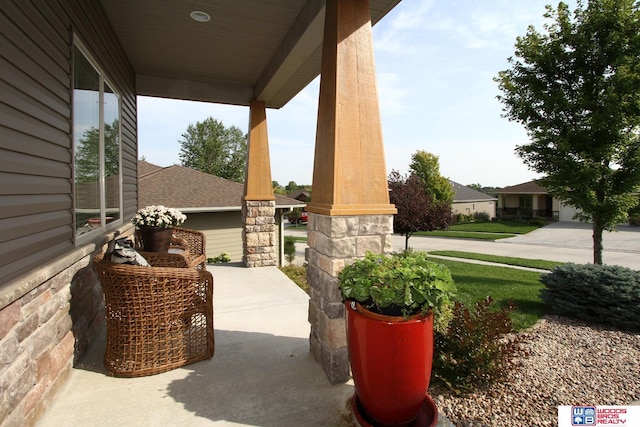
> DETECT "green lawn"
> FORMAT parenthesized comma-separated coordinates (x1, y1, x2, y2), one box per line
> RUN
(287, 224, 308, 231)
(447, 221, 541, 234)
(429, 251, 563, 271)
(416, 231, 516, 240)
(428, 257, 546, 330)
(414, 220, 542, 240)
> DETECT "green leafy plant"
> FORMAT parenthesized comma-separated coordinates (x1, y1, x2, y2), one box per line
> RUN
(338, 250, 456, 319)
(541, 263, 640, 332)
(207, 252, 231, 263)
(284, 236, 296, 264)
(432, 298, 520, 394)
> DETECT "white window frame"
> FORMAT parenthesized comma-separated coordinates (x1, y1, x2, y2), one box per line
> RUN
(72, 36, 123, 243)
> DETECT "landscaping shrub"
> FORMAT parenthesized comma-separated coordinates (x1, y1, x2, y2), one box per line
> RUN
(279, 264, 308, 293)
(528, 217, 547, 226)
(472, 212, 490, 222)
(207, 252, 231, 263)
(284, 236, 296, 264)
(432, 298, 520, 394)
(454, 213, 470, 224)
(541, 263, 640, 332)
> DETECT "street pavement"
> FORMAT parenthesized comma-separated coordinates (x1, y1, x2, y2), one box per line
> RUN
(286, 221, 640, 270)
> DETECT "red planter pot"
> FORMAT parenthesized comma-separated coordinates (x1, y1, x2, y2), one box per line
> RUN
(346, 301, 437, 426)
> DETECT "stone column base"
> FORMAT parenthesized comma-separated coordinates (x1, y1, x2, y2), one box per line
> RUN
(243, 200, 277, 267)
(306, 212, 394, 383)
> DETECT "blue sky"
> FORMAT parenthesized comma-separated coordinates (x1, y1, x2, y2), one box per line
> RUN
(138, 0, 575, 188)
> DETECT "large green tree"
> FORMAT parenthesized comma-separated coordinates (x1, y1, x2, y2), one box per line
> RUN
(495, 0, 640, 264)
(409, 150, 455, 204)
(179, 117, 247, 182)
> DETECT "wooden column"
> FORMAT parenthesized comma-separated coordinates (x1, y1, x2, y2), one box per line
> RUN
(307, 0, 396, 217)
(307, 0, 396, 383)
(244, 100, 274, 202)
(243, 100, 277, 267)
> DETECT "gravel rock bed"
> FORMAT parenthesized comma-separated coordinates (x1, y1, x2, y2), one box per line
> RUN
(432, 315, 640, 427)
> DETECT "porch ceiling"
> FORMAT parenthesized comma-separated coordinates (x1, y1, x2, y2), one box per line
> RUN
(100, 0, 401, 109)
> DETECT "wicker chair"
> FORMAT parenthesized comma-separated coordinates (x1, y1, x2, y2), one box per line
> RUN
(172, 227, 207, 269)
(93, 253, 214, 377)
(135, 227, 207, 269)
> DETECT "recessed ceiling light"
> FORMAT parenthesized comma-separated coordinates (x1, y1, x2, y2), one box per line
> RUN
(190, 11, 211, 23)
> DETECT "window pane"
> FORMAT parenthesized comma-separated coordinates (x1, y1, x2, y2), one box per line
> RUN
(73, 46, 100, 236)
(104, 81, 121, 224)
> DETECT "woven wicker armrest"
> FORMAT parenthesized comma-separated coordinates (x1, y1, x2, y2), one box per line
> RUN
(170, 236, 189, 251)
(138, 249, 191, 268)
(173, 227, 207, 269)
(93, 254, 214, 377)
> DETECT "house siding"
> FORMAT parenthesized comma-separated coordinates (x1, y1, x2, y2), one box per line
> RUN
(182, 210, 287, 265)
(452, 201, 495, 219)
(1, 0, 137, 286)
(183, 212, 245, 263)
(0, 1, 137, 426)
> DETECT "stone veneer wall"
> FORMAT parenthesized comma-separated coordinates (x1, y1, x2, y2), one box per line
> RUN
(243, 200, 277, 267)
(306, 213, 394, 383)
(0, 252, 104, 427)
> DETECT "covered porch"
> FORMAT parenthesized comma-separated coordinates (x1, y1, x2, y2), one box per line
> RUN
(35, 264, 356, 426)
(1, 0, 401, 425)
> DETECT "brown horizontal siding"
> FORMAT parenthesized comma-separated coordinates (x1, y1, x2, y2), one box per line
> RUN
(0, 194, 70, 219)
(0, 237, 71, 284)
(0, 225, 71, 267)
(0, 102, 69, 144)
(0, 210, 70, 243)
(0, 148, 70, 177)
(0, 0, 137, 286)
(0, 172, 70, 195)
(0, 15, 70, 102)
(0, 125, 70, 162)
(0, 58, 70, 124)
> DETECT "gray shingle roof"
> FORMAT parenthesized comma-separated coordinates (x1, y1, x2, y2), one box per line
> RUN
(496, 180, 547, 194)
(450, 181, 497, 202)
(138, 161, 305, 211)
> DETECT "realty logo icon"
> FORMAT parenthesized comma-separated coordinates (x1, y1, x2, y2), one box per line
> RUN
(572, 406, 596, 426)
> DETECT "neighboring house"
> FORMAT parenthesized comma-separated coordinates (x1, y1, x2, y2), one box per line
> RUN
(496, 180, 568, 221)
(450, 181, 497, 219)
(138, 161, 305, 264)
(287, 189, 312, 203)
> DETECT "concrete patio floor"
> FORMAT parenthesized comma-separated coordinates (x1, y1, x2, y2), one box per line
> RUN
(35, 264, 357, 427)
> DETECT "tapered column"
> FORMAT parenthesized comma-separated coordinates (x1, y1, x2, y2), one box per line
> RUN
(307, 0, 396, 383)
(307, 0, 396, 217)
(243, 100, 277, 267)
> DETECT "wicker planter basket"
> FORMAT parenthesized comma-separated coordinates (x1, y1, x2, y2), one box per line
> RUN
(93, 254, 214, 377)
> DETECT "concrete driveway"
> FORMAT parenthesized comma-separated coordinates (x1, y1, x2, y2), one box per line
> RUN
(286, 221, 640, 270)
(502, 221, 640, 252)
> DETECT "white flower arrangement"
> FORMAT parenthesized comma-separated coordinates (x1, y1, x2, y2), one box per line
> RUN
(132, 205, 187, 228)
